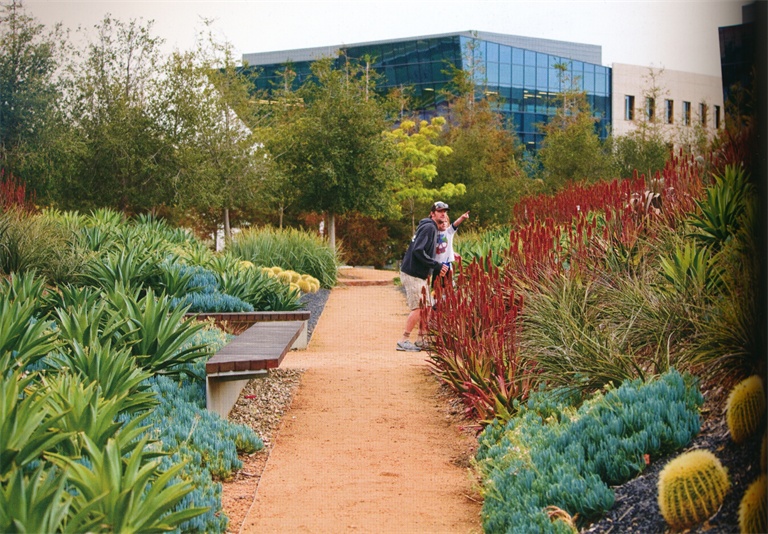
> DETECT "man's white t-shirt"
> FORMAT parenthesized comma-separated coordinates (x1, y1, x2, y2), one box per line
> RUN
(434, 224, 457, 265)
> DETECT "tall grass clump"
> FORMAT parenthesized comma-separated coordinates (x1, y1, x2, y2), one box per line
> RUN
(226, 227, 339, 288)
(0, 208, 88, 283)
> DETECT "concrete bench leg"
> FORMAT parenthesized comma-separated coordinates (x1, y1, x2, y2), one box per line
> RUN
(291, 320, 308, 349)
(206, 371, 267, 418)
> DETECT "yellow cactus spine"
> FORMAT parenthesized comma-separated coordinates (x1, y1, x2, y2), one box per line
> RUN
(657, 449, 730, 531)
(739, 473, 766, 534)
(726, 375, 766, 444)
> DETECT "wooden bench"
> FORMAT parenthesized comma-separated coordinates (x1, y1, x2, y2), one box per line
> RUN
(205, 320, 306, 418)
(187, 311, 311, 347)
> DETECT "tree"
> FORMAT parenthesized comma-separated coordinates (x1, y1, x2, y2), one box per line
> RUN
(436, 42, 529, 227)
(610, 67, 670, 179)
(265, 56, 399, 250)
(60, 15, 173, 213)
(0, 0, 72, 202)
(384, 116, 462, 235)
(537, 62, 610, 191)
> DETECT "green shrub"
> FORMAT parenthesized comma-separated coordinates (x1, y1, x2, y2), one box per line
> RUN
(227, 227, 339, 288)
(454, 226, 510, 267)
(476, 370, 703, 532)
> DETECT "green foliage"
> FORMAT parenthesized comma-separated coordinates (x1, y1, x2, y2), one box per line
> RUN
(108, 288, 209, 378)
(48, 435, 207, 533)
(536, 68, 610, 190)
(453, 226, 510, 267)
(50, 340, 156, 414)
(81, 248, 160, 292)
(0, 208, 86, 283)
(41, 372, 151, 457)
(609, 131, 669, 180)
(0, 356, 72, 478)
(217, 267, 301, 311)
(739, 473, 767, 534)
(519, 274, 669, 394)
(687, 165, 752, 251)
(657, 449, 730, 531)
(437, 69, 529, 227)
(264, 55, 399, 238)
(227, 226, 339, 288)
(658, 238, 723, 296)
(0, 462, 106, 534)
(726, 375, 766, 444)
(476, 370, 703, 532)
(0, 273, 58, 372)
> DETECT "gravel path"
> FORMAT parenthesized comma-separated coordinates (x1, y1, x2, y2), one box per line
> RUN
(224, 269, 481, 533)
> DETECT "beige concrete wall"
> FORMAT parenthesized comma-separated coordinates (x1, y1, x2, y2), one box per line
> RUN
(611, 63, 724, 146)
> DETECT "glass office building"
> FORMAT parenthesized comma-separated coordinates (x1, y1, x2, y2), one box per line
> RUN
(243, 32, 612, 151)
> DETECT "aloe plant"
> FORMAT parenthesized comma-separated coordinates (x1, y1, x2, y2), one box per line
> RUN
(48, 435, 207, 534)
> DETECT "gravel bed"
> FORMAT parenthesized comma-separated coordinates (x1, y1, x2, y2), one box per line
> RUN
(299, 288, 331, 342)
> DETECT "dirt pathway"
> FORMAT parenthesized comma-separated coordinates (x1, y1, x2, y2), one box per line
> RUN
(240, 268, 482, 533)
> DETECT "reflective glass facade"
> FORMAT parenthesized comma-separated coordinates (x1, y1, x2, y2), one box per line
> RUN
(244, 33, 612, 152)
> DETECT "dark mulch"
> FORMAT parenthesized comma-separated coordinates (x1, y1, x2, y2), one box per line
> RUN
(583, 382, 764, 534)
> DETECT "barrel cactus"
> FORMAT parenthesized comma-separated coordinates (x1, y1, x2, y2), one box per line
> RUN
(726, 375, 766, 444)
(657, 449, 730, 530)
(738, 473, 766, 534)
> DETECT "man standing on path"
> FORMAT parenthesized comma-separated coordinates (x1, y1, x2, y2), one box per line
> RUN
(396, 201, 450, 352)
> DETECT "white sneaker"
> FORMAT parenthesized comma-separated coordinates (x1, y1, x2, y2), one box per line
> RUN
(396, 340, 421, 352)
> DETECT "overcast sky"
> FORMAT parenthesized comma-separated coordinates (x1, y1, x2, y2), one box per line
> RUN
(23, 0, 747, 77)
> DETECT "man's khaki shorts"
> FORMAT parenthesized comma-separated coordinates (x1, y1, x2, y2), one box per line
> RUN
(400, 271, 433, 310)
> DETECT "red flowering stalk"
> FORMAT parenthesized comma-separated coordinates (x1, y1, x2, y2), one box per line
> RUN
(425, 257, 532, 423)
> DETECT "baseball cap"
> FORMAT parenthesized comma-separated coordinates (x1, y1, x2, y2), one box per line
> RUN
(431, 201, 449, 212)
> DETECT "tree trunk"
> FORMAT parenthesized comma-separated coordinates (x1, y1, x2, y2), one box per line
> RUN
(329, 213, 336, 252)
(223, 207, 231, 242)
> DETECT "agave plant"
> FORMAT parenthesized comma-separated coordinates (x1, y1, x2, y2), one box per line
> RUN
(0, 276, 58, 374)
(687, 165, 752, 251)
(48, 435, 207, 533)
(81, 248, 159, 292)
(41, 373, 152, 457)
(0, 464, 103, 534)
(50, 340, 156, 414)
(0, 355, 72, 478)
(108, 288, 209, 378)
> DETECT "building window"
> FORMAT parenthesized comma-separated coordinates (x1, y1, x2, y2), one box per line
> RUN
(624, 95, 635, 121)
(715, 105, 721, 129)
(699, 103, 708, 127)
(683, 101, 691, 126)
(645, 97, 655, 121)
(665, 99, 674, 124)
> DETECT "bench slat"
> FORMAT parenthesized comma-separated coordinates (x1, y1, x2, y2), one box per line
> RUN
(206, 320, 305, 374)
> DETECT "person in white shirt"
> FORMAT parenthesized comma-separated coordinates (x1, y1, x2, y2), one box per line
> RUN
(433, 210, 469, 291)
